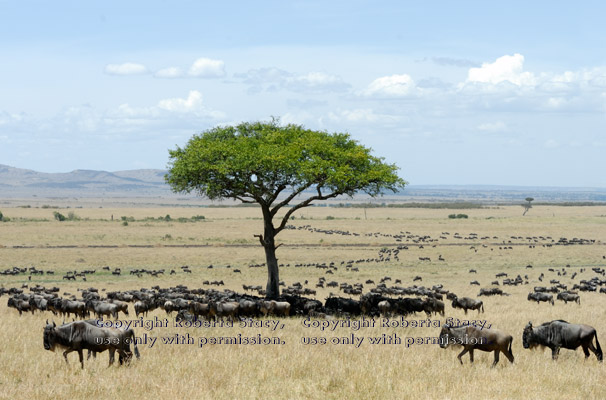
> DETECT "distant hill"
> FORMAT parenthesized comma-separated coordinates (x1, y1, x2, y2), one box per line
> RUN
(0, 164, 173, 197)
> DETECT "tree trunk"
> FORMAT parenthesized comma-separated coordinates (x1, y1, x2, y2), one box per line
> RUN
(264, 239, 280, 299)
(261, 206, 280, 299)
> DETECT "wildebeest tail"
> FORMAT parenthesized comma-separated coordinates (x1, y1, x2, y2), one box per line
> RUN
(508, 337, 513, 355)
(595, 332, 603, 362)
(125, 329, 140, 359)
(481, 302, 484, 313)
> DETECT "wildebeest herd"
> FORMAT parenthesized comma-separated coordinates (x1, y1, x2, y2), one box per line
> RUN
(1, 225, 605, 370)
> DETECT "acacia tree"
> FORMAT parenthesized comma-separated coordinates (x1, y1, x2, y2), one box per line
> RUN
(523, 197, 534, 216)
(165, 120, 406, 299)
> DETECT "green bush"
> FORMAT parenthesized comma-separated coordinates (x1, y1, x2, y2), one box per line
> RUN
(53, 211, 66, 221)
(448, 213, 469, 219)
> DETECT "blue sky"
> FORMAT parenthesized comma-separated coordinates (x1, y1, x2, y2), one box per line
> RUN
(1, 1, 605, 187)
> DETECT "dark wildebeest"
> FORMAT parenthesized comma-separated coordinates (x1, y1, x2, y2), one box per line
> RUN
(527, 292, 554, 305)
(439, 324, 514, 367)
(556, 292, 581, 305)
(451, 296, 484, 315)
(7, 297, 32, 315)
(522, 320, 602, 361)
(43, 320, 140, 368)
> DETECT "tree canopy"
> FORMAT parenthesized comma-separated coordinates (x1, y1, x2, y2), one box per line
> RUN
(165, 119, 406, 298)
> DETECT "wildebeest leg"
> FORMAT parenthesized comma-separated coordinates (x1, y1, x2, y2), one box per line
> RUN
(551, 346, 560, 360)
(109, 349, 115, 366)
(63, 349, 74, 364)
(78, 350, 84, 369)
(469, 348, 474, 363)
(457, 348, 469, 364)
(587, 340, 600, 360)
(582, 344, 590, 359)
(463, 309, 468, 315)
(492, 350, 500, 367)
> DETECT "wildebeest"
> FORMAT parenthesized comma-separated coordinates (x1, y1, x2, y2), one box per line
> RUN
(522, 320, 602, 361)
(258, 300, 290, 317)
(86, 300, 119, 319)
(209, 301, 239, 320)
(7, 296, 32, 315)
(43, 320, 140, 368)
(556, 292, 581, 304)
(451, 296, 484, 315)
(378, 300, 391, 316)
(439, 324, 514, 366)
(527, 292, 554, 305)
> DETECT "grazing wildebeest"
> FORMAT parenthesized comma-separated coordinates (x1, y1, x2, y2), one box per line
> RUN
(527, 292, 554, 305)
(107, 299, 129, 316)
(258, 300, 290, 317)
(43, 320, 140, 368)
(439, 324, 514, 366)
(7, 296, 32, 315)
(86, 300, 119, 319)
(556, 292, 581, 304)
(451, 296, 484, 315)
(209, 301, 239, 320)
(523, 320, 602, 361)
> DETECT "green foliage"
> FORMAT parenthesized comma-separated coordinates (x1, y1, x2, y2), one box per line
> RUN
(67, 211, 80, 221)
(165, 119, 406, 203)
(121, 216, 135, 222)
(122, 221, 129, 226)
(448, 213, 468, 219)
(326, 215, 335, 220)
(53, 211, 66, 221)
(0, 211, 3, 221)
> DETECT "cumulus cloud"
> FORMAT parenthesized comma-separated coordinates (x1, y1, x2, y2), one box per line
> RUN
(466, 54, 536, 86)
(363, 74, 416, 97)
(154, 67, 184, 79)
(158, 90, 205, 113)
(114, 90, 225, 120)
(188, 58, 226, 78)
(104, 62, 148, 76)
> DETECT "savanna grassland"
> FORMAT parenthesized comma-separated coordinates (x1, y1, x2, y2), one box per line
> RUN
(1, 203, 606, 400)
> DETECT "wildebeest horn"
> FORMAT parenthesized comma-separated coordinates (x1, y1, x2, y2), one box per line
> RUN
(46, 319, 49, 325)
(52, 320, 56, 328)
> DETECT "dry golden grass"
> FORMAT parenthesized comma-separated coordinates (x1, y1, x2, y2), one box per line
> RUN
(1, 204, 606, 399)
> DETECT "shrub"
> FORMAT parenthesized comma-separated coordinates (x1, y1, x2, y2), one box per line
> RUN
(53, 211, 66, 221)
(448, 213, 469, 219)
(326, 216, 335, 220)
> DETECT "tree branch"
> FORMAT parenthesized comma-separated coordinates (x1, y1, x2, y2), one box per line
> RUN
(270, 182, 315, 217)
(274, 190, 342, 234)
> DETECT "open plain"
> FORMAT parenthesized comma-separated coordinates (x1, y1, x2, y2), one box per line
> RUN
(1, 203, 606, 399)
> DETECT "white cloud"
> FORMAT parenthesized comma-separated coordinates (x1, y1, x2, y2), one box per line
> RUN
(154, 67, 184, 79)
(544, 139, 559, 148)
(104, 62, 148, 76)
(466, 54, 535, 86)
(158, 90, 205, 113)
(363, 74, 416, 97)
(188, 58, 226, 78)
(113, 90, 225, 120)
